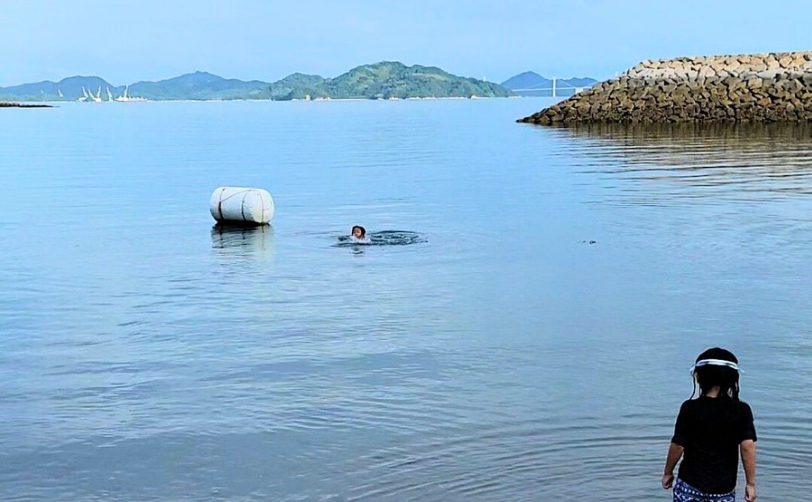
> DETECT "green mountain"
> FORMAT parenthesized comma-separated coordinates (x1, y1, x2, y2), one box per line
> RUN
(0, 62, 513, 102)
(128, 71, 272, 100)
(323, 61, 511, 99)
(267, 73, 328, 100)
(0, 76, 123, 101)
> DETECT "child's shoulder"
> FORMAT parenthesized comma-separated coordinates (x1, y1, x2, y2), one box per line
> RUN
(678, 397, 754, 411)
(738, 399, 755, 414)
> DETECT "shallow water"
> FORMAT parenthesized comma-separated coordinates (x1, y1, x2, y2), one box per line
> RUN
(1, 100, 810, 501)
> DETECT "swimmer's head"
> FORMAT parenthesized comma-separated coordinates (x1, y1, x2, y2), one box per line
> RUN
(352, 225, 366, 238)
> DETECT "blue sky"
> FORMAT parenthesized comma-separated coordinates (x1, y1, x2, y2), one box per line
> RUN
(1, 0, 809, 86)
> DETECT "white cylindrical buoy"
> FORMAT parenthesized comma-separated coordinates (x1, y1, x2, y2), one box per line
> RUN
(209, 187, 274, 225)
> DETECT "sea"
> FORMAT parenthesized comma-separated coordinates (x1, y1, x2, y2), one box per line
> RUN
(1, 98, 810, 501)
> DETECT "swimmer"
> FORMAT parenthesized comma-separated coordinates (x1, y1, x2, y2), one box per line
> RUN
(351, 225, 370, 244)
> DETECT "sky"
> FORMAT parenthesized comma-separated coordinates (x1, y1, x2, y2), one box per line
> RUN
(1, 0, 810, 87)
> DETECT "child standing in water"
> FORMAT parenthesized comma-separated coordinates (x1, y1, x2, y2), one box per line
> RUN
(663, 348, 758, 502)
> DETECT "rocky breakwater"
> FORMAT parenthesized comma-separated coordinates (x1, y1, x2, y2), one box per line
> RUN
(519, 52, 812, 124)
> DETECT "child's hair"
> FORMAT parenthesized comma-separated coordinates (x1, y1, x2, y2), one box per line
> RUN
(692, 347, 740, 401)
(352, 225, 366, 238)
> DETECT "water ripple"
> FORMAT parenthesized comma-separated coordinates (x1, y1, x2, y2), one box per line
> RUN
(1, 101, 811, 500)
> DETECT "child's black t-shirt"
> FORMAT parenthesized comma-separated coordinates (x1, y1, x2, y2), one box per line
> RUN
(671, 396, 757, 494)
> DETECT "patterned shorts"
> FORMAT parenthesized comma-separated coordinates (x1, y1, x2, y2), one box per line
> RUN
(674, 478, 735, 502)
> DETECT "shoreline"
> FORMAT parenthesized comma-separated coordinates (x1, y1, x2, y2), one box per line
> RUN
(14, 95, 527, 105)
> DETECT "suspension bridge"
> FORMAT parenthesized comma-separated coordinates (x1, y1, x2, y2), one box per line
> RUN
(511, 77, 590, 97)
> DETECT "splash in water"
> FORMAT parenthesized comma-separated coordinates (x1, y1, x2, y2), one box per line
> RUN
(335, 230, 426, 247)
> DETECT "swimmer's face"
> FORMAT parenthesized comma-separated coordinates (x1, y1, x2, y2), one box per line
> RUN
(352, 227, 364, 238)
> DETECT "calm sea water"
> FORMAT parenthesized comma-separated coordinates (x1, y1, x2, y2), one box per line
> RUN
(1, 99, 811, 501)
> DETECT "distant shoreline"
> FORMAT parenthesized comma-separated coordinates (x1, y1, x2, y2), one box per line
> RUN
(14, 96, 533, 106)
(1, 96, 515, 105)
(0, 95, 544, 108)
(0, 102, 52, 108)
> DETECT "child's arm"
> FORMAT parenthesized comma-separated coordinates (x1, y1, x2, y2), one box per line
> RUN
(662, 442, 684, 489)
(740, 439, 757, 501)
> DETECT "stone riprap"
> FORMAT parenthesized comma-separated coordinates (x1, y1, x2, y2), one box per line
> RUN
(519, 52, 812, 124)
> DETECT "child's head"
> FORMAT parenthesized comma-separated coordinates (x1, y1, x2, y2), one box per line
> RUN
(352, 225, 366, 238)
(692, 347, 740, 400)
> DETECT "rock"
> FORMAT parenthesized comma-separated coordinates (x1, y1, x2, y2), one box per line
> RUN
(740, 92, 756, 103)
(767, 86, 783, 98)
(791, 55, 807, 68)
(721, 76, 741, 88)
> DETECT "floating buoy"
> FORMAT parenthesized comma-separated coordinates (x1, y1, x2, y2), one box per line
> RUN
(209, 187, 274, 225)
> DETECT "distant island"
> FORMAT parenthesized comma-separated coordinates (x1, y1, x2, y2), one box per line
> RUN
(500, 71, 597, 97)
(0, 62, 514, 102)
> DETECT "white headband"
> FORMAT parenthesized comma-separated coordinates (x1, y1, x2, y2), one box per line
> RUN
(692, 358, 741, 372)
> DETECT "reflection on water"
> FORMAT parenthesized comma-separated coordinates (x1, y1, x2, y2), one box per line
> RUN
(2, 101, 812, 501)
(211, 223, 275, 263)
(556, 122, 812, 204)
